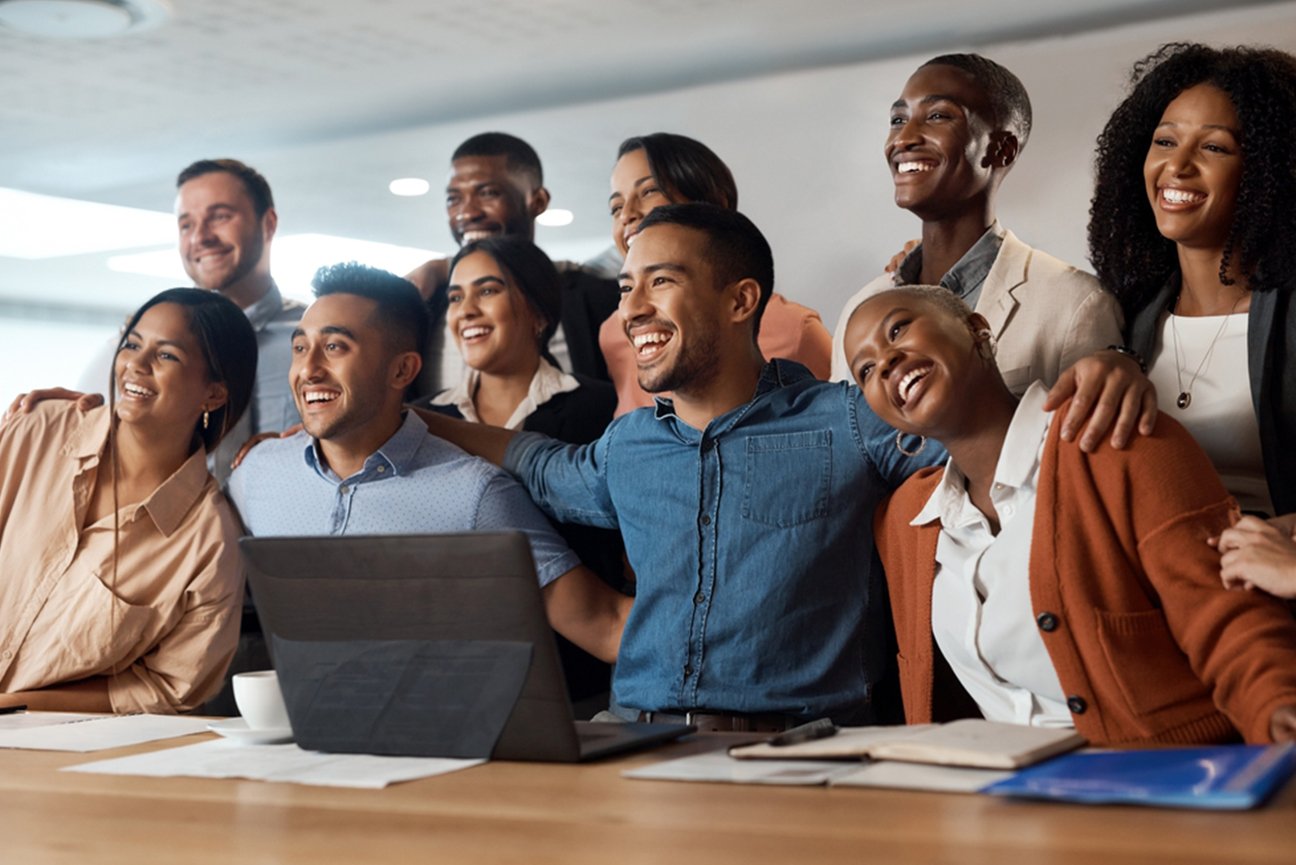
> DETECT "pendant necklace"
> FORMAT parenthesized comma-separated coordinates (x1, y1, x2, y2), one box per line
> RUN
(1169, 293, 1245, 410)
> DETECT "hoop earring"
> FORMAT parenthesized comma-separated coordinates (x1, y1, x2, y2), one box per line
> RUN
(202, 410, 209, 430)
(895, 430, 926, 457)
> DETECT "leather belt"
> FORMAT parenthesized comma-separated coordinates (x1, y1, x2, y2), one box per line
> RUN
(638, 710, 799, 733)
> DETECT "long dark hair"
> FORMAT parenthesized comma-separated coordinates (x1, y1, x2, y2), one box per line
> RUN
(114, 287, 257, 451)
(617, 133, 738, 210)
(1088, 43, 1296, 317)
(449, 237, 563, 367)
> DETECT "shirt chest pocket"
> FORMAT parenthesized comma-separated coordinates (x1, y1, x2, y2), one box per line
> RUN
(740, 430, 832, 528)
(48, 571, 160, 680)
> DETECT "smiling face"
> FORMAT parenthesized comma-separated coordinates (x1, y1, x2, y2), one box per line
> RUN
(609, 147, 675, 256)
(617, 223, 729, 395)
(444, 155, 545, 246)
(1143, 83, 1243, 252)
(886, 64, 1003, 220)
(290, 293, 400, 443)
(844, 290, 989, 438)
(176, 171, 273, 296)
(446, 250, 543, 376)
(114, 302, 226, 441)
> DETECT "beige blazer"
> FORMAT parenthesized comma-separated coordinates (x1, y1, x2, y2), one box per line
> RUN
(830, 229, 1124, 394)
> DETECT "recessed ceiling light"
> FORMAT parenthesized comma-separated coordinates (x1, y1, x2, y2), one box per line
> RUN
(0, 187, 173, 258)
(388, 177, 430, 197)
(536, 208, 574, 228)
(0, 0, 171, 39)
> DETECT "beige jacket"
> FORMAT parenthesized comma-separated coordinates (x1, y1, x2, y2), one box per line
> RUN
(831, 229, 1123, 394)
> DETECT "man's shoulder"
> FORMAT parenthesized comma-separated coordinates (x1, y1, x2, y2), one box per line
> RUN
(998, 231, 1101, 292)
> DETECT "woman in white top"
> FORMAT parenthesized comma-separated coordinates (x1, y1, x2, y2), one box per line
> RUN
(1087, 43, 1296, 518)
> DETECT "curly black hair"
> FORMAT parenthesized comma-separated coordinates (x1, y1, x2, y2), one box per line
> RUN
(1088, 43, 1296, 316)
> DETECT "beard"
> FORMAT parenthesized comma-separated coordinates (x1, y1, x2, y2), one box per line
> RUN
(636, 329, 720, 396)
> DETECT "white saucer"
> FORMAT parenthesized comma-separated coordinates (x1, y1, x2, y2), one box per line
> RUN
(207, 717, 294, 745)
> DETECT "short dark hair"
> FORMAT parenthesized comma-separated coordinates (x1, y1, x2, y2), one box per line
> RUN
(450, 237, 562, 365)
(1089, 43, 1296, 314)
(452, 132, 543, 187)
(921, 53, 1033, 147)
(117, 287, 258, 452)
(636, 203, 774, 339)
(310, 262, 429, 357)
(617, 133, 738, 210)
(175, 159, 275, 217)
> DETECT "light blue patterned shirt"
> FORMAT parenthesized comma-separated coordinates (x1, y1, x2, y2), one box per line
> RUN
(228, 411, 580, 587)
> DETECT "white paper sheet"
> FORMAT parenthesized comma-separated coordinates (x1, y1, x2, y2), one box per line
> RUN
(0, 713, 211, 752)
(622, 750, 857, 786)
(64, 739, 485, 788)
(829, 760, 1013, 793)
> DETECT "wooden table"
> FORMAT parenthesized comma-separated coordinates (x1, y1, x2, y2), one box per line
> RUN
(0, 732, 1292, 865)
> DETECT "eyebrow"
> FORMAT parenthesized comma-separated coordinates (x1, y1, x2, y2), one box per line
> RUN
(891, 94, 961, 111)
(1155, 119, 1240, 134)
(126, 329, 188, 351)
(608, 175, 656, 205)
(617, 262, 689, 282)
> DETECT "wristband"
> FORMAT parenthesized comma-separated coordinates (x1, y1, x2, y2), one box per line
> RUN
(1105, 344, 1147, 373)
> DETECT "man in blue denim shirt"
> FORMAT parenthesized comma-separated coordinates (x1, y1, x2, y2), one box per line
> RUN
(420, 204, 942, 729)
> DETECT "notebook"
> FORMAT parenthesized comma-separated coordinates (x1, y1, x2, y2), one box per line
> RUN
(729, 719, 1086, 769)
(240, 532, 691, 763)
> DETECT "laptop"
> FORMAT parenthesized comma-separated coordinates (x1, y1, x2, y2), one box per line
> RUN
(239, 532, 692, 762)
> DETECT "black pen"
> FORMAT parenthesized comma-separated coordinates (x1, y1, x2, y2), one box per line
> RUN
(0, 704, 27, 715)
(767, 717, 837, 747)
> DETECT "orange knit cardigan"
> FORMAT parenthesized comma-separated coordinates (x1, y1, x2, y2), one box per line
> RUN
(874, 406, 1296, 745)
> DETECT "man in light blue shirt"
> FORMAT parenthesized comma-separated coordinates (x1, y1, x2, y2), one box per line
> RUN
(229, 262, 629, 665)
(420, 204, 943, 729)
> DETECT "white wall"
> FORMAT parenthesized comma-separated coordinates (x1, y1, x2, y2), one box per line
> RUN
(405, 1, 1296, 332)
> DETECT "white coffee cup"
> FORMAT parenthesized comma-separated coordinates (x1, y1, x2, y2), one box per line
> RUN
(232, 670, 291, 730)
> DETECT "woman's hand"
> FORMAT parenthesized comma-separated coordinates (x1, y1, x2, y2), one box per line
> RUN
(230, 424, 304, 470)
(1215, 516, 1296, 599)
(1043, 350, 1158, 452)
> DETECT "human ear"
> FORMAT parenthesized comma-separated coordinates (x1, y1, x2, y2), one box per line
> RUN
(729, 278, 762, 326)
(260, 207, 278, 243)
(391, 352, 423, 390)
(203, 381, 229, 412)
(983, 132, 1019, 170)
(527, 185, 552, 219)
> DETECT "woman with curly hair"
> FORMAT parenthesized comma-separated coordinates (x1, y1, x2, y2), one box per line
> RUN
(1088, 43, 1296, 517)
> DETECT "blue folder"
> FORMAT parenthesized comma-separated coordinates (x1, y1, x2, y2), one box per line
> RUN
(983, 743, 1296, 810)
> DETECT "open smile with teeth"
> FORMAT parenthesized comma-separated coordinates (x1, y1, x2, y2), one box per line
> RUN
(461, 229, 497, 243)
(460, 325, 493, 341)
(895, 364, 933, 407)
(631, 330, 672, 362)
(896, 160, 936, 175)
(122, 382, 156, 399)
(1159, 187, 1206, 205)
(303, 389, 340, 405)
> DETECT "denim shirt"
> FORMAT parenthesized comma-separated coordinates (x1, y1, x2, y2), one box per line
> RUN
(504, 360, 945, 722)
(896, 221, 1005, 309)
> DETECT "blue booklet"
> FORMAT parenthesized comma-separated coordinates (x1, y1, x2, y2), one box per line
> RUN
(983, 743, 1296, 810)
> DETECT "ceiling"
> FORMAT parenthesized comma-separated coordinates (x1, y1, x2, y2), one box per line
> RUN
(0, 0, 1280, 318)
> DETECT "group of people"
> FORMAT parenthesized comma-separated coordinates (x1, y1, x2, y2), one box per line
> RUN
(3, 42, 1296, 747)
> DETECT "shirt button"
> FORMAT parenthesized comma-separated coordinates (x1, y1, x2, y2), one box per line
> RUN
(1036, 612, 1058, 632)
(1066, 696, 1088, 715)
(694, 592, 704, 605)
(2, 650, 11, 659)
(700, 514, 712, 526)
(339, 485, 350, 495)
(376, 466, 386, 474)
(683, 664, 693, 677)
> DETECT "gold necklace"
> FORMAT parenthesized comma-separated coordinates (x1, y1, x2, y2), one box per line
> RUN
(1168, 294, 1245, 410)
